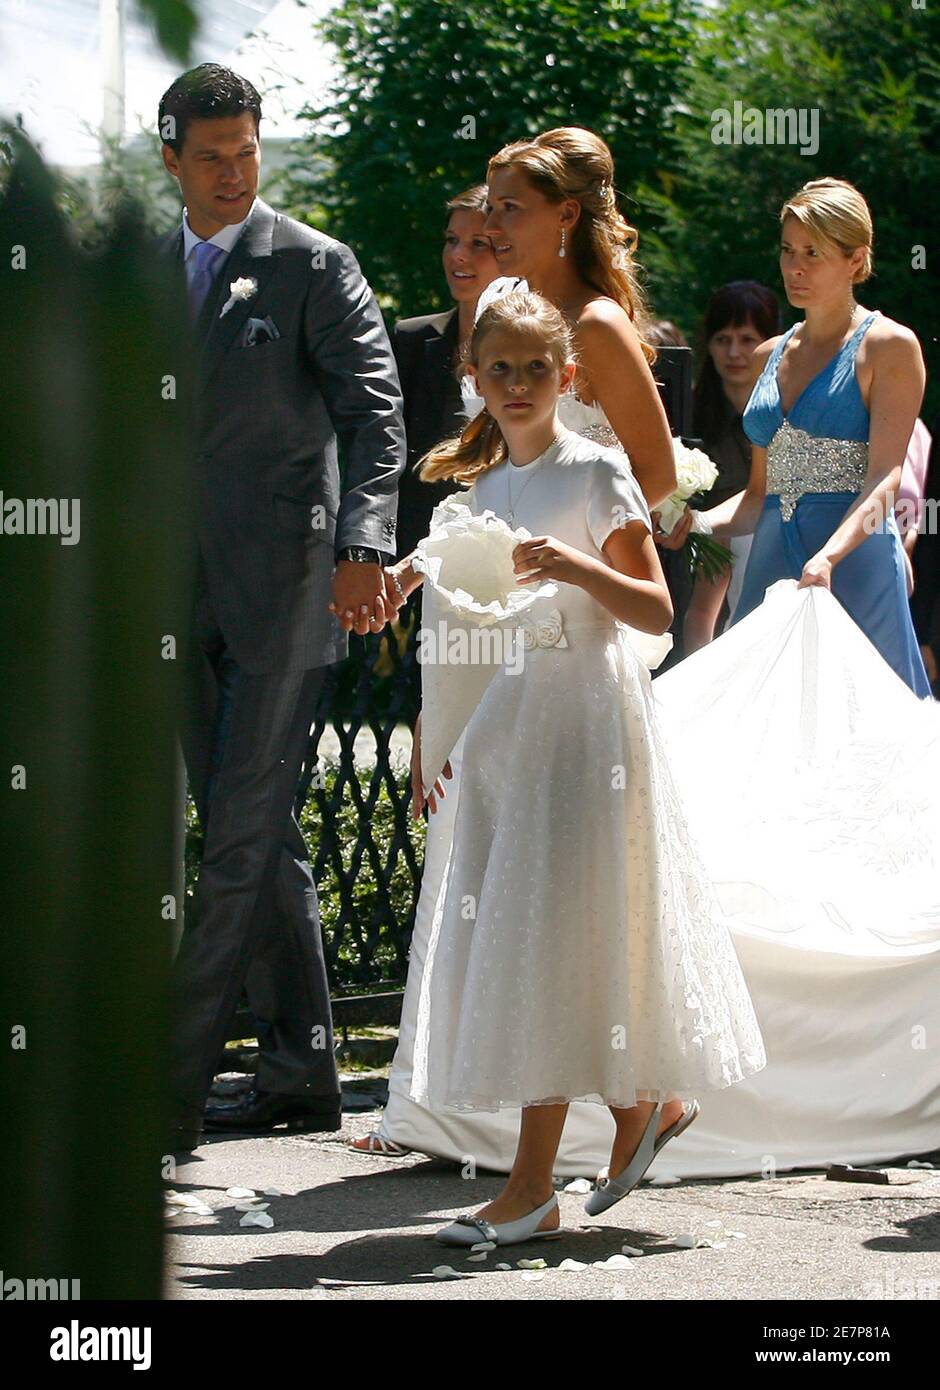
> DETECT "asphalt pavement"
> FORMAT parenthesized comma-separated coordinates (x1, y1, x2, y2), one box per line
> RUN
(166, 1108, 940, 1301)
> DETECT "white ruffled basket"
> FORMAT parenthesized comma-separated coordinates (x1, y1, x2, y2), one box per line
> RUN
(413, 498, 559, 795)
(411, 495, 559, 623)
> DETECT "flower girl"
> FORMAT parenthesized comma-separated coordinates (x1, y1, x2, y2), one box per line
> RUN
(391, 291, 765, 1246)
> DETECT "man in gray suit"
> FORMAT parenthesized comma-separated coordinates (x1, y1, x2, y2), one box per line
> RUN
(157, 65, 405, 1147)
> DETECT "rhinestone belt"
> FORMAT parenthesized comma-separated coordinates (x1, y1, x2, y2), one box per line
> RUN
(766, 419, 869, 521)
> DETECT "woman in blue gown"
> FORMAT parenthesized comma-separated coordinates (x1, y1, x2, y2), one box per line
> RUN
(701, 177, 931, 698)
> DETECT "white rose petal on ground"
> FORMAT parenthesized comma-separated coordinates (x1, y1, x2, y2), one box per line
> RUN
(225, 1187, 256, 1199)
(563, 1178, 592, 1194)
(470, 1241, 496, 1252)
(239, 1210, 275, 1229)
(558, 1258, 589, 1272)
(593, 1254, 634, 1270)
(431, 1265, 460, 1278)
(521, 1271, 545, 1282)
(495, 1263, 512, 1271)
(674, 1227, 727, 1250)
(621, 1244, 644, 1257)
(234, 1201, 270, 1212)
(517, 1258, 547, 1269)
(466, 1253, 488, 1262)
(262, 1188, 285, 1195)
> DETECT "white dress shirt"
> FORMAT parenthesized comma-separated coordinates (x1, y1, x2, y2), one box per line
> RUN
(181, 199, 256, 293)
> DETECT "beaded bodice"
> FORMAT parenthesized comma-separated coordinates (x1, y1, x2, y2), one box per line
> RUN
(556, 392, 622, 449)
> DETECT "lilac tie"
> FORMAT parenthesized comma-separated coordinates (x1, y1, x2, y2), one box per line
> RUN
(187, 240, 226, 318)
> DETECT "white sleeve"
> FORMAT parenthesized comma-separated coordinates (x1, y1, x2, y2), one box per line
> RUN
(586, 454, 652, 551)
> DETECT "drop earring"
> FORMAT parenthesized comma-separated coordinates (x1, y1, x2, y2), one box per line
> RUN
(558, 226, 567, 259)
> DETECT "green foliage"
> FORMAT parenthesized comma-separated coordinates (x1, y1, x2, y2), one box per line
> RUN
(284, 0, 698, 316)
(60, 131, 183, 250)
(283, 0, 938, 416)
(135, 0, 199, 64)
(650, 0, 940, 411)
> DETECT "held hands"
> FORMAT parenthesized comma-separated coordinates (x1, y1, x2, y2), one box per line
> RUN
(329, 561, 407, 633)
(512, 534, 587, 585)
(797, 554, 833, 590)
(410, 712, 452, 819)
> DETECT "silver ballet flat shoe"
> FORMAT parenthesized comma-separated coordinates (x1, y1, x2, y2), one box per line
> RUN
(585, 1099, 701, 1217)
(435, 1193, 561, 1247)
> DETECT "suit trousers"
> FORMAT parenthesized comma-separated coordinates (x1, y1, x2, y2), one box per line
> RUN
(172, 618, 340, 1116)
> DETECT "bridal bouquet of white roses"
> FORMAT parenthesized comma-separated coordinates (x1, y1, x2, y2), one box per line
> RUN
(657, 440, 734, 582)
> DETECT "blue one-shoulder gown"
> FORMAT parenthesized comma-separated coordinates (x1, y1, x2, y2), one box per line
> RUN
(731, 311, 932, 697)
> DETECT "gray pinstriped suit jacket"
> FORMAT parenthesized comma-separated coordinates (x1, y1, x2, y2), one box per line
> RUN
(158, 197, 406, 673)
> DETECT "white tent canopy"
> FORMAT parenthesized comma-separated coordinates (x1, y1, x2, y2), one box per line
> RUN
(0, 0, 335, 167)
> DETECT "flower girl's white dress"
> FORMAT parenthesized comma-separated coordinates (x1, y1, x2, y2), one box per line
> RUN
(409, 425, 766, 1113)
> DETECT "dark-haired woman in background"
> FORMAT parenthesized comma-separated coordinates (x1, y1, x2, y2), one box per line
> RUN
(684, 282, 780, 654)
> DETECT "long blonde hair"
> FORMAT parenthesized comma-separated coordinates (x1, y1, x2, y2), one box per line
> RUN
(418, 290, 575, 486)
(487, 126, 656, 363)
(780, 177, 874, 284)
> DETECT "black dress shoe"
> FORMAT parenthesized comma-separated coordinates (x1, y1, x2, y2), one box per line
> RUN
(203, 1088, 342, 1134)
(167, 1113, 203, 1153)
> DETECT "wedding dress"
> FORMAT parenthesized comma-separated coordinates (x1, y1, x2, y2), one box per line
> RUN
(364, 293, 940, 1177)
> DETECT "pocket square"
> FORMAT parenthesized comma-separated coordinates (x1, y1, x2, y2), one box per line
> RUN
(237, 315, 281, 348)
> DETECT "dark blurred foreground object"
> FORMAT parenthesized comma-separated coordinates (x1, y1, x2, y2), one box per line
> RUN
(0, 131, 194, 1299)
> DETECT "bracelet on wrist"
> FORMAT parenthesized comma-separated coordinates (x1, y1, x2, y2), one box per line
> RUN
(388, 568, 407, 605)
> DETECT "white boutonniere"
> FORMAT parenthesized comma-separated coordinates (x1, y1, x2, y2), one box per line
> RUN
(219, 276, 258, 318)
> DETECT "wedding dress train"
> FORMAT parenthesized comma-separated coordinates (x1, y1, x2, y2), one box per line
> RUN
(376, 579, 940, 1177)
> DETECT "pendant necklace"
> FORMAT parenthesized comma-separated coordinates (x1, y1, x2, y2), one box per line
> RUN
(507, 433, 561, 525)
